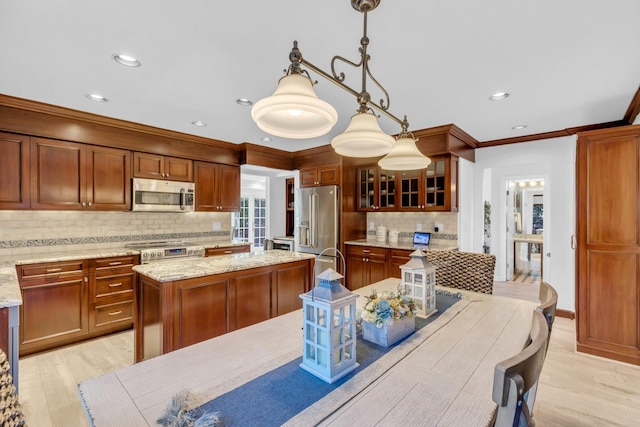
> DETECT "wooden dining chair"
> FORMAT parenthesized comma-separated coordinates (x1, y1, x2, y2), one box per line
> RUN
(538, 281, 558, 337)
(492, 310, 549, 427)
(0, 348, 26, 426)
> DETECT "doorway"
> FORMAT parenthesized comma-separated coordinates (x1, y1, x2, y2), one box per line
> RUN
(506, 178, 544, 283)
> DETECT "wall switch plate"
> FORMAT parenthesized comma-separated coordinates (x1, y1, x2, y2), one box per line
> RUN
(369, 221, 375, 230)
(213, 222, 221, 231)
(416, 223, 422, 231)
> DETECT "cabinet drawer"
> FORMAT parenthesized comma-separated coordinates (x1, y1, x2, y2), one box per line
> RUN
(91, 300, 134, 329)
(92, 255, 138, 270)
(206, 246, 250, 256)
(390, 249, 413, 259)
(17, 260, 87, 280)
(93, 271, 135, 300)
(346, 245, 386, 258)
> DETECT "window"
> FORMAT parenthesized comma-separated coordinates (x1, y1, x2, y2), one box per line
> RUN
(233, 173, 269, 250)
(253, 198, 267, 248)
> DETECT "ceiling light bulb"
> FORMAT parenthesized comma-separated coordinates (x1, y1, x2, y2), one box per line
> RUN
(529, 181, 537, 186)
(490, 92, 509, 101)
(85, 93, 107, 102)
(236, 98, 253, 106)
(191, 121, 207, 127)
(331, 112, 394, 158)
(112, 54, 141, 67)
(518, 181, 526, 187)
(260, 137, 272, 142)
(512, 124, 527, 130)
(251, 74, 338, 139)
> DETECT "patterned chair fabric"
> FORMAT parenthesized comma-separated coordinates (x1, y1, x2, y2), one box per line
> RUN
(0, 349, 25, 427)
(423, 250, 496, 294)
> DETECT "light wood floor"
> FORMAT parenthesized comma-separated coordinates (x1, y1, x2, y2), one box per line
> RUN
(18, 282, 640, 426)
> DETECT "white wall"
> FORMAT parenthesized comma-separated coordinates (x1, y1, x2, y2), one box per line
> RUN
(472, 135, 576, 312)
(269, 176, 286, 237)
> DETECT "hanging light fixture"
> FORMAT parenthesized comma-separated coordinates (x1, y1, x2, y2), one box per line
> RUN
(251, 0, 430, 169)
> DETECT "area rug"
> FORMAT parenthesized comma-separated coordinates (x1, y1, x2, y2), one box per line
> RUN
(172, 290, 472, 427)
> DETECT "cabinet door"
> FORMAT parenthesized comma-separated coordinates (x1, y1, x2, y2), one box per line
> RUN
(273, 261, 309, 316)
(317, 165, 340, 185)
(398, 169, 424, 210)
(164, 156, 193, 182)
(175, 277, 229, 349)
(132, 152, 164, 179)
(425, 156, 457, 211)
(368, 257, 388, 284)
(299, 168, 318, 187)
(231, 270, 272, 330)
(194, 161, 218, 211)
(217, 164, 240, 211)
(0, 132, 30, 209)
(389, 249, 413, 278)
(357, 167, 378, 210)
(30, 138, 86, 209)
(87, 145, 131, 210)
(20, 275, 88, 355)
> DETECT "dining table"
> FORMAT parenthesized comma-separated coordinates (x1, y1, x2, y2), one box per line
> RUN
(78, 278, 536, 426)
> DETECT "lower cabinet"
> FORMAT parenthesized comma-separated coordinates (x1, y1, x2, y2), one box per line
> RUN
(346, 245, 388, 290)
(135, 259, 312, 362)
(17, 255, 138, 356)
(389, 249, 413, 278)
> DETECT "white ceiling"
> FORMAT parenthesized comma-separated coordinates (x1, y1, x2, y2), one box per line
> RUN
(2, 0, 639, 152)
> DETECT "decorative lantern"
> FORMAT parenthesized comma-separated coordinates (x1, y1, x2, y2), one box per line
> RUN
(400, 249, 437, 318)
(299, 268, 359, 383)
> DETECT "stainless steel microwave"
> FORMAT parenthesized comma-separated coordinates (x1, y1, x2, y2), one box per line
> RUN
(131, 178, 195, 212)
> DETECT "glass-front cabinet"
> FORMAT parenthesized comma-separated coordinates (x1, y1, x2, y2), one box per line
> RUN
(357, 155, 458, 212)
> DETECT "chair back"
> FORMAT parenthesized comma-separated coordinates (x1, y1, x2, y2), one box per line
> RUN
(423, 250, 496, 294)
(492, 310, 549, 427)
(538, 281, 558, 333)
(0, 349, 25, 426)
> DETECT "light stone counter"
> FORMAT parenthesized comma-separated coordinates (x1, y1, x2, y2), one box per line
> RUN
(344, 239, 458, 251)
(133, 249, 316, 282)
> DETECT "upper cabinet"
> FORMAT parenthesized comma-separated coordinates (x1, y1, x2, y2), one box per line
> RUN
(194, 161, 240, 212)
(356, 155, 458, 212)
(0, 132, 30, 209)
(30, 138, 131, 210)
(299, 165, 340, 187)
(132, 152, 193, 182)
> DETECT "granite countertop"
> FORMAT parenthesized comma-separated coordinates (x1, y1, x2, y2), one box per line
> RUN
(133, 250, 316, 282)
(0, 241, 252, 308)
(344, 239, 458, 251)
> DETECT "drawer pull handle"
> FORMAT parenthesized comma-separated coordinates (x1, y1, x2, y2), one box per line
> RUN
(223, 250, 233, 254)
(108, 261, 122, 266)
(108, 310, 122, 316)
(109, 283, 123, 287)
(46, 268, 62, 273)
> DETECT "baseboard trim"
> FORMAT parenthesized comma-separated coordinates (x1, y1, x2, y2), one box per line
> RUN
(556, 309, 575, 319)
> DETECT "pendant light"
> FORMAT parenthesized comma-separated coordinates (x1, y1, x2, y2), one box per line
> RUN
(378, 124, 431, 170)
(253, 0, 427, 168)
(251, 73, 338, 139)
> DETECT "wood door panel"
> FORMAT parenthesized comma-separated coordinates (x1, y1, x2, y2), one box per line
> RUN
(233, 271, 272, 329)
(586, 251, 639, 348)
(299, 168, 318, 187)
(165, 156, 193, 182)
(0, 132, 30, 209)
(133, 152, 164, 179)
(138, 277, 163, 361)
(88, 145, 131, 209)
(91, 299, 134, 330)
(176, 278, 229, 349)
(194, 161, 217, 211)
(586, 137, 638, 245)
(217, 164, 240, 210)
(274, 262, 309, 316)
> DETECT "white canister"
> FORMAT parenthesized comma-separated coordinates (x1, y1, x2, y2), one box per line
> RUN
(376, 225, 387, 242)
(388, 229, 399, 243)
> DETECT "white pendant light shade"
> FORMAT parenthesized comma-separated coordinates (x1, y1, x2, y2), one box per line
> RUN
(251, 74, 338, 139)
(378, 135, 431, 170)
(331, 112, 395, 157)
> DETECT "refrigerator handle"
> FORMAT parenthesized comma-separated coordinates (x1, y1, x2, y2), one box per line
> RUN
(310, 192, 319, 248)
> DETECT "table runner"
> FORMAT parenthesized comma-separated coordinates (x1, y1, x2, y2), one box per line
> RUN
(167, 291, 472, 427)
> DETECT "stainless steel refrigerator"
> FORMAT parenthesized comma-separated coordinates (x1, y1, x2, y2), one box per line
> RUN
(295, 185, 340, 275)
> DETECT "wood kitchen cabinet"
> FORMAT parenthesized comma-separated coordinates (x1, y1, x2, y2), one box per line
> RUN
(346, 245, 388, 290)
(357, 166, 397, 211)
(194, 161, 240, 211)
(30, 137, 131, 210)
(0, 132, 30, 209)
(205, 245, 250, 257)
(576, 125, 640, 365)
(135, 259, 312, 362)
(299, 165, 340, 187)
(132, 151, 193, 182)
(285, 177, 295, 236)
(17, 260, 89, 356)
(388, 248, 413, 278)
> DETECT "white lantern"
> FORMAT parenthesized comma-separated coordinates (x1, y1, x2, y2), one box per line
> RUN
(400, 249, 437, 318)
(299, 268, 359, 383)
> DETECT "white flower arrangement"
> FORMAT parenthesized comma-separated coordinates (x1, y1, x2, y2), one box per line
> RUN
(360, 286, 417, 328)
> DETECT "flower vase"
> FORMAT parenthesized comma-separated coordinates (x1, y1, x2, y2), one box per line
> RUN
(362, 316, 415, 347)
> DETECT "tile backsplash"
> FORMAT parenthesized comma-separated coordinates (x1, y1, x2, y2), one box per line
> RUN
(0, 210, 232, 256)
(366, 212, 458, 241)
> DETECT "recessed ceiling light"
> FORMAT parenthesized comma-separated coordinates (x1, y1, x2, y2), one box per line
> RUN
(112, 54, 141, 67)
(512, 124, 527, 130)
(191, 121, 207, 127)
(85, 93, 107, 102)
(490, 92, 509, 101)
(237, 98, 253, 106)
(261, 137, 272, 142)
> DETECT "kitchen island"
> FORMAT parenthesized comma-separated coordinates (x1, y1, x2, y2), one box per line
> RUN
(79, 278, 537, 426)
(133, 250, 316, 362)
